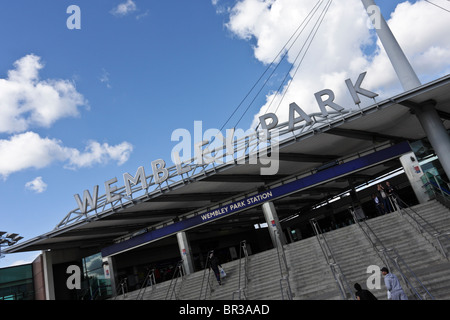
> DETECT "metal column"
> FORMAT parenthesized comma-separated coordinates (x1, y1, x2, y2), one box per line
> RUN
(42, 250, 56, 300)
(262, 201, 286, 248)
(413, 102, 450, 180)
(361, 0, 421, 91)
(102, 256, 117, 296)
(362, 0, 450, 181)
(176, 231, 194, 275)
(399, 152, 430, 204)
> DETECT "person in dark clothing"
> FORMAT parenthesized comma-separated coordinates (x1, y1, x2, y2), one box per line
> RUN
(377, 184, 392, 213)
(354, 283, 377, 300)
(385, 181, 403, 210)
(372, 193, 385, 216)
(207, 251, 222, 285)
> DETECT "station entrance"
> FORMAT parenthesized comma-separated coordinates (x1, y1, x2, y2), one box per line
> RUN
(102, 139, 435, 297)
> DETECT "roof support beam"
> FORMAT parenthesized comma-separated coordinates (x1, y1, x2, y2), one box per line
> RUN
(149, 192, 240, 202)
(400, 99, 450, 121)
(278, 153, 339, 163)
(325, 128, 404, 143)
(202, 174, 288, 183)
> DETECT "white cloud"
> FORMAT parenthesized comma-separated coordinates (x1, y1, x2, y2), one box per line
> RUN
(65, 140, 134, 169)
(0, 54, 87, 134)
(111, 0, 138, 16)
(217, 0, 450, 128)
(0, 132, 133, 179)
(211, 0, 230, 14)
(25, 176, 47, 193)
(100, 68, 112, 88)
(136, 10, 150, 20)
(0, 55, 134, 179)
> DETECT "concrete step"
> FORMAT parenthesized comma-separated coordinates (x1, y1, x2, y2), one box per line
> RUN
(113, 199, 450, 301)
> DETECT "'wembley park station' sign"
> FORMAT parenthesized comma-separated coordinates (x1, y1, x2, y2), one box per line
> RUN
(68, 72, 378, 223)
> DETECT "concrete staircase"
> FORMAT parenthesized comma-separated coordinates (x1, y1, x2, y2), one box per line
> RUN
(285, 235, 342, 300)
(116, 258, 245, 300)
(368, 200, 450, 300)
(307, 223, 387, 300)
(179, 259, 243, 300)
(245, 248, 289, 300)
(403, 200, 450, 254)
(113, 199, 450, 300)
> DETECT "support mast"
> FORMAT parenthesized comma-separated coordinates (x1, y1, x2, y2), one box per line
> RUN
(362, 0, 450, 181)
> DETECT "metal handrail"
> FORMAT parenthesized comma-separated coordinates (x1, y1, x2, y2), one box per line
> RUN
(165, 261, 185, 300)
(388, 248, 435, 300)
(136, 268, 156, 300)
(423, 173, 450, 207)
(350, 210, 390, 266)
(113, 277, 128, 300)
(350, 209, 435, 300)
(199, 252, 214, 300)
(232, 240, 249, 300)
(393, 196, 450, 259)
(274, 229, 293, 300)
(310, 218, 355, 300)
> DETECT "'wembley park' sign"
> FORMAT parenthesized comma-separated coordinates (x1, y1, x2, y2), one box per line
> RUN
(69, 72, 378, 221)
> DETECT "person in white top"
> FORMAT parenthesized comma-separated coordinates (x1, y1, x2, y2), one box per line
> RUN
(381, 267, 408, 300)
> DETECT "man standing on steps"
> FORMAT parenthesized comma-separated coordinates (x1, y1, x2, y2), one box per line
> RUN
(381, 267, 408, 300)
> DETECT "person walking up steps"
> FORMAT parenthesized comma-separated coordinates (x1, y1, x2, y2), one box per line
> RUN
(382, 267, 408, 300)
(207, 251, 223, 285)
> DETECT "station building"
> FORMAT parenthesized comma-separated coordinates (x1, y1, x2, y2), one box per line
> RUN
(3, 0, 450, 299)
(2, 71, 450, 300)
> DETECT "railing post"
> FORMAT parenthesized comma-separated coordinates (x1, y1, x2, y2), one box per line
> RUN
(165, 260, 185, 300)
(434, 175, 446, 199)
(233, 240, 249, 300)
(274, 229, 293, 300)
(114, 278, 128, 300)
(199, 253, 213, 300)
(310, 219, 355, 300)
(137, 268, 156, 300)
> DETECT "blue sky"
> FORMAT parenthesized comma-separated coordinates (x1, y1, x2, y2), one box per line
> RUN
(1, 0, 449, 267)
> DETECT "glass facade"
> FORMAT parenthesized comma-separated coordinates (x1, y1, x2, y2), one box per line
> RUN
(410, 137, 450, 201)
(80, 252, 112, 300)
(411, 134, 450, 181)
(0, 264, 34, 300)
